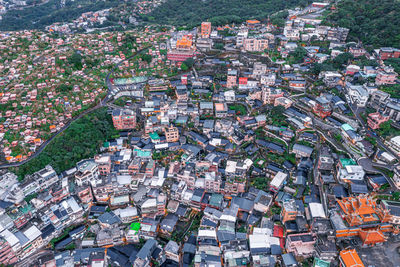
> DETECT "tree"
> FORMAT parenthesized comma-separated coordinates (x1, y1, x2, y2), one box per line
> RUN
(290, 47, 307, 63)
(270, 105, 286, 120)
(331, 52, 353, 68)
(180, 62, 189, 71)
(183, 58, 194, 68)
(68, 52, 83, 70)
(141, 54, 152, 64)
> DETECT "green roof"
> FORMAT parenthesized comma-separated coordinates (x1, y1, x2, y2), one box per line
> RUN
(209, 194, 223, 207)
(134, 149, 152, 158)
(313, 258, 330, 267)
(340, 158, 356, 167)
(130, 222, 141, 231)
(341, 123, 354, 131)
(149, 132, 160, 140)
(103, 141, 110, 148)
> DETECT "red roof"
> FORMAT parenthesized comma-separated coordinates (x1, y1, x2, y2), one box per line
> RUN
(273, 225, 284, 238)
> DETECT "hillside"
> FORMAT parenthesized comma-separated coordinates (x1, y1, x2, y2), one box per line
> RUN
(0, 0, 120, 31)
(143, 0, 311, 28)
(324, 0, 400, 48)
(11, 107, 119, 180)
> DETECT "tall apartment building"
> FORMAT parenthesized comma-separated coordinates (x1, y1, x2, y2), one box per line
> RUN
(0, 238, 18, 265)
(227, 69, 237, 88)
(201, 22, 212, 38)
(164, 126, 179, 142)
(112, 109, 136, 130)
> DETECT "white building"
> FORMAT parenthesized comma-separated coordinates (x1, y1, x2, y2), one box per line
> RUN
(75, 160, 100, 186)
(338, 165, 365, 182)
(346, 83, 369, 107)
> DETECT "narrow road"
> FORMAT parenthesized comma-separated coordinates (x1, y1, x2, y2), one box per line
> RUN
(0, 47, 149, 169)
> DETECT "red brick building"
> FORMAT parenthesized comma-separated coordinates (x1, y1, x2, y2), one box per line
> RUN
(379, 47, 400, 60)
(112, 109, 136, 130)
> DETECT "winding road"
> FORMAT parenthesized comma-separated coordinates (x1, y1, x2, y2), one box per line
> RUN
(0, 47, 149, 169)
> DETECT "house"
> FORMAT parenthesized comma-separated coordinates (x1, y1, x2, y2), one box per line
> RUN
(367, 112, 389, 130)
(159, 214, 178, 237)
(289, 80, 306, 91)
(346, 65, 360, 75)
(282, 253, 298, 267)
(286, 233, 316, 257)
(164, 240, 180, 263)
(386, 136, 400, 158)
(346, 83, 369, 107)
(269, 172, 287, 193)
(376, 65, 397, 85)
(134, 239, 157, 267)
(292, 144, 313, 158)
(379, 47, 400, 60)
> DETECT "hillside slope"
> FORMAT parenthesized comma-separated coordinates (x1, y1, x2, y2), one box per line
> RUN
(324, 0, 400, 48)
(0, 0, 120, 31)
(144, 0, 311, 28)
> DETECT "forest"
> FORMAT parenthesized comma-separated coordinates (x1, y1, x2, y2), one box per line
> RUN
(324, 0, 400, 48)
(11, 107, 119, 180)
(144, 0, 311, 29)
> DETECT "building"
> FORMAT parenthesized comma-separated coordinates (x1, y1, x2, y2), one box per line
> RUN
(334, 195, 395, 246)
(164, 126, 179, 142)
(367, 112, 389, 130)
(346, 83, 369, 107)
(201, 22, 212, 38)
(164, 240, 180, 263)
(292, 144, 313, 158)
(243, 38, 268, 52)
(387, 136, 400, 157)
(167, 49, 195, 62)
(379, 47, 400, 60)
(0, 238, 18, 265)
(375, 66, 397, 85)
(281, 199, 297, 223)
(262, 87, 284, 105)
(339, 249, 364, 267)
(313, 96, 332, 118)
(227, 69, 237, 88)
(289, 80, 306, 91)
(286, 233, 316, 257)
(327, 27, 349, 43)
(95, 155, 112, 176)
(269, 171, 287, 193)
(134, 239, 157, 267)
(394, 166, 400, 189)
(384, 101, 400, 122)
(112, 109, 136, 130)
(75, 160, 100, 186)
(274, 97, 293, 109)
(337, 158, 365, 182)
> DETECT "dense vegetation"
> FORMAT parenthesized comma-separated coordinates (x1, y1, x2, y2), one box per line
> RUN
(324, 0, 400, 48)
(11, 107, 119, 180)
(144, 0, 311, 28)
(0, 0, 120, 31)
(380, 84, 400, 99)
